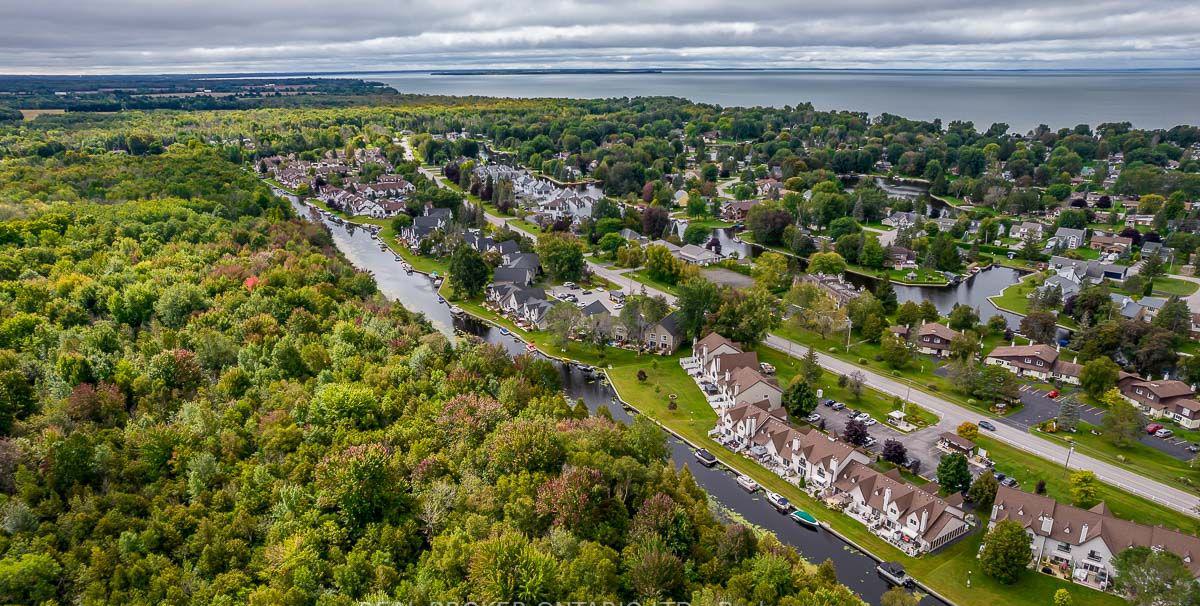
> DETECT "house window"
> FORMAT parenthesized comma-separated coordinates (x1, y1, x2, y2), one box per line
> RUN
(1036, 360, 1044, 367)
(1024, 358, 1032, 364)
(1056, 543, 1071, 554)
(1087, 551, 1102, 563)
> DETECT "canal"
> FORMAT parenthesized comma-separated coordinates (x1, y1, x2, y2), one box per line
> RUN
(285, 196, 951, 606)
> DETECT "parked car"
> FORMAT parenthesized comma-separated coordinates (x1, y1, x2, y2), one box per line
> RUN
(1000, 477, 1020, 488)
(831, 402, 846, 411)
(903, 457, 921, 473)
(1188, 444, 1200, 454)
(760, 362, 776, 375)
(979, 420, 997, 431)
(864, 418, 878, 427)
(564, 282, 577, 289)
(821, 398, 836, 407)
(1156, 428, 1175, 438)
(805, 413, 821, 423)
(1046, 390, 1060, 399)
(1146, 423, 1165, 435)
(862, 436, 878, 448)
(854, 412, 871, 422)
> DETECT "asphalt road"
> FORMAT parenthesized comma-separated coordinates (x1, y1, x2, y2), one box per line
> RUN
(762, 334, 1200, 517)
(414, 139, 1200, 519)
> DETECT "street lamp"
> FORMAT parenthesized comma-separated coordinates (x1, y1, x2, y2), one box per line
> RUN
(845, 318, 853, 351)
(1064, 443, 1075, 470)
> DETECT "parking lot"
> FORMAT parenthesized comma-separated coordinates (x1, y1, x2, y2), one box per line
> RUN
(1003, 385, 1198, 461)
(547, 284, 625, 314)
(805, 400, 946, 478)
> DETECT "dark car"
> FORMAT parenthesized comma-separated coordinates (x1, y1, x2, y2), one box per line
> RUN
(979, 420, 997, 431)
(1000, 477, 1020, 488)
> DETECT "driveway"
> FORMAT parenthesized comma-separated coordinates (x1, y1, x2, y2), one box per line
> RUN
(808, 403, 946, 479)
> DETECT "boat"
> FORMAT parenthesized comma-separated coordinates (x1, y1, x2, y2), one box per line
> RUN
(694, 449, 718, 467)
(766, 492, 792, 513)
(736, 474, 759, 493)
(449, 305, 464, 317)
(499, 328, 510, 336)
(525, 343, 537, 353)
(790, 509, 820, 529)
(437, 296, 445, 304)
(876, 562, 914, 587)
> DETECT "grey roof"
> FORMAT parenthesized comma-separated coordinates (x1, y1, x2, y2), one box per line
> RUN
(581, 300, 611, 317)
(506, 252, 541, 271)
(493, 240, 520, 256)
(426, 207, 453, 220)
(492, 267, 533, 285)
(654, 311, 683, 338)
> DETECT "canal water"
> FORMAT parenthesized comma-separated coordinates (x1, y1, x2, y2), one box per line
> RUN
(284, 196, 950, 606)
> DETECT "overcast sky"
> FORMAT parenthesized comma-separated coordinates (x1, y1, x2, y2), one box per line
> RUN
(3, 0, 1200, 74)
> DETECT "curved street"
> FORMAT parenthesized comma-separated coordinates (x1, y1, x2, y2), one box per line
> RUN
(421, 136, 1200, 519)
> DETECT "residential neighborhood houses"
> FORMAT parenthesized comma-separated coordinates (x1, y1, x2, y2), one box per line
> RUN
(688, 332, 971, 555)
(990, 486, 1200, 591)
(307, 123, 1200, 606)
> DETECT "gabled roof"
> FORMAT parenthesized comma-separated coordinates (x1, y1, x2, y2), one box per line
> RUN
(696, 332, 742, 355)
(993, 486, 1200, 576)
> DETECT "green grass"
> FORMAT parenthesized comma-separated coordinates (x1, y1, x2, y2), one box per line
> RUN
(989, 273, 1079, 330)
(755, 346, 939, 428)
(1035, 422, 1200, 497)
(679, 217, 734, 230)
(844, 264, 951, 286)
(771, 323, 1002, 415)
(1152, 276, 1199, 296)
(510, 219, 543, 235)
(605, 358, 1124, 606)
(627, 269, 683, 297)
(978, 435, 1200, 534)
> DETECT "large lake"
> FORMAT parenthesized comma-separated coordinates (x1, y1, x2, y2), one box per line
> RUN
(324, 69, 1200, 132)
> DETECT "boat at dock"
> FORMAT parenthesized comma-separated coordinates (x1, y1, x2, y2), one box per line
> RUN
(790, 509, 820, 529)
(876, 562, 914, 587)
(736, 474, 759, 492)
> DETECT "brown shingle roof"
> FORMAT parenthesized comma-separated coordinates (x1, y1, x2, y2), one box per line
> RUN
(992, 486, 1200, 577)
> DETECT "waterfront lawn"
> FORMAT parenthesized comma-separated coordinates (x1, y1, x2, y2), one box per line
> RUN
(606, 358, 1117, 606)
(989, 273, 1079, 330)
(977, 435, 1200, 534)
(680, 217, 735, 230)
(844, 264, 950, 286)
(443, 291, 643, 368)
(1034, 422, 1200, 498)
(1152, 276, 1199, 296)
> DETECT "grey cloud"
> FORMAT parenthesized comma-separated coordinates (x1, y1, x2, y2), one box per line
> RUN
(1, 0, 1198, 72)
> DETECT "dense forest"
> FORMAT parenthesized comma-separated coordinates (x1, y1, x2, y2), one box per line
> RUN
(0, 132, 866, 603)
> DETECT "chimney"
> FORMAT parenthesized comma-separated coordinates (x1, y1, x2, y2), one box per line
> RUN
(1040, 516, 1054, 534)
(921, 509, 929, 532)
(1080, 523, 1089, 543)
(883, 487, 892, 510)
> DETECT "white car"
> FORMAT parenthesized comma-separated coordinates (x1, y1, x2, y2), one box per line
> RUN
(854, 413, 871, 422)
(805, 413, 821, 423)
(863, 418, 878, 427)
(564, 281, 577, 289)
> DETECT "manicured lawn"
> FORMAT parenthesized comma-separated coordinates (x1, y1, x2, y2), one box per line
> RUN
(606, 358, 1122, 606)
(680, 217, 734, 230)
(1152, 276, 1199, 296)
(627, 269, 682, 297)
(844, 264, 950, 286)
(989, 273, 1078, 329)
(755, 346, 939, 428)
(1035, 422, 1200, 497)
(977, 435, 1200, 534)
(510, 219, 543, 235)
(771, 324, 1002, 415)
(444, 291, 645, 368)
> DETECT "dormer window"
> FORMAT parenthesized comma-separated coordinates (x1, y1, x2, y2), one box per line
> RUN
(1025, 358, 1032, 364)
(1036, 360, 1044, 367)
